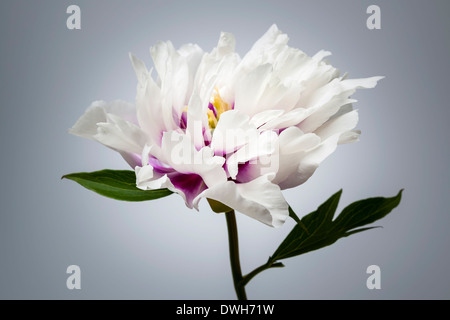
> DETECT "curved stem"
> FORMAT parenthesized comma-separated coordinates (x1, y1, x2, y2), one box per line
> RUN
(240, 260, 284, 287)
(225, 210, 247, 300)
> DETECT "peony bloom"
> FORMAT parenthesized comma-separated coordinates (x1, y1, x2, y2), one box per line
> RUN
(69, 24, 382, 227)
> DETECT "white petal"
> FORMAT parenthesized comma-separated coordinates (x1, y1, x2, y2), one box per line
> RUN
(239, 24, 289, 69)
(253, 48, 310, 113)
(69, 100, 138, 139)
(135, 164, 173, 191)
(186, 32, 240, 147)
(129, 53, 149, 86)
(250, 24, 288, 52)
(194, 174, 289, 228)
(137, 146, 205, 209)
(312, 50, 332, 62)
(338, 130, 361, 144)
(134, 68, 167, 146)
(69, 100, 146, 157)
(160, 131, 227, 188)
(298, 76, 383, 133)
(271, 127, 321, 187)
(177, 43, 204, 98)
(94, 112, 148, 155)
(234, 63, 273, 115)
(234, 26, 339, 116)
(341, 76, 384, 90)
(150, 41, 174, 84)
(69, 101, 107, 140)
(186, 92, 210, 149)
(259, 107, 311, 131)
(314, 109, 359, 143)
(150, 41, 189, 130)
(215, 32, 236, 56)
(249, 109, 285, 128)
(278, 134, 340, 190)
(226, 130, 279, 180)
(192, 31, 238, 95)
(210, 110, 257, 155)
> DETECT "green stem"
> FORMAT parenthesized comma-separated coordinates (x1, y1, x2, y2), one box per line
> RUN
(240, 260, 284, 287)
(225, 210, 247, 300)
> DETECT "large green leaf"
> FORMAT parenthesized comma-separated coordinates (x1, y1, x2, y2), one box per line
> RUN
(62, 169, 173, 202)
(270, 189, 403, 262)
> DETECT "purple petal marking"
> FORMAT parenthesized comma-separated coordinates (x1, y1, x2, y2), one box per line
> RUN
(208, 102, 218, 118)
(203, 127, 212, 147)
(234, 162, 260, 183)
(179, 111, 188, 130)
(168, 172, 207, 207)
(148, 156, 174, 174)
(120, 152, 142, 168)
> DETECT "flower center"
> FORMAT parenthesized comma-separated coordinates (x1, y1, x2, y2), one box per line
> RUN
(207, 89, 232, 130)
(179, 88, 233, 131)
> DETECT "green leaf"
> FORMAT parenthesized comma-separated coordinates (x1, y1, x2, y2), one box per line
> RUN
(62, 169, 173, 202)
(270, 189, 403, 262)
(288, 206, 310, 235)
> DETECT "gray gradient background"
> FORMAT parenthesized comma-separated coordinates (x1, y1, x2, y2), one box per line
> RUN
(0, 0, 449, 299)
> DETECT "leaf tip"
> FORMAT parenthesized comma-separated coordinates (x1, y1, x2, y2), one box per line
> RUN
(61, 173, 74, 181)
(393, 188, 404, 205)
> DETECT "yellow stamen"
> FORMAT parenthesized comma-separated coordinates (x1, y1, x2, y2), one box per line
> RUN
(208, 89, 232, 130)
(182, 89, 232, 131)
(212, 90, 232, 120)
(207, 109, 218, 129)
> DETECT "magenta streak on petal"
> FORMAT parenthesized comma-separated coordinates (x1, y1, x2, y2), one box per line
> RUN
(208, 102, 217, 118)
(168, 172, 207, 207)
(223, 161, 231, 179)
(201, 125, 212, 148)
(234, 161, 260, 183)
(148, 156, 175, 174)
(179, 111, 188, 130)
(203, 131, 212, 147)
(215, 141, 245, 157)
(120, 152, 142, 168)
(214, 149, 226, 157)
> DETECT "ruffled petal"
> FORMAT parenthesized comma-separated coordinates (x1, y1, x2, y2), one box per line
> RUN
(226, 130, 279, 180)
(314, 108, 359, 144)
(135, 164, 174, 191)
(130, 54, 161, 142)
(275, 128, 341, 190)
(69, 100, 147, 156)
(187, 32, 240, 148)
(258, 107, 311, 131)
(94, 113, 148, 155)
(234, 64, 273, 115)
(160, 131, 227, 188)
(238, 24, 289, 70)
(69, 100, 137, 139)
(194, 174, 289, 228)
(149, 41, 193, 131)
(210, 110, 257, 155)
(271, 127, 321, 188)
(298, 76, 383, 133)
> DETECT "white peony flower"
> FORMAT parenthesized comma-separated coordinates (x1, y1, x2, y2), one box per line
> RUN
(69, 24, 382, 227)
